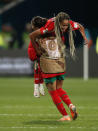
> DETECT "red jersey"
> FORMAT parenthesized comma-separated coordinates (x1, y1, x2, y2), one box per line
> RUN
(40, 18, 79, 35)
(42, 72, 65, 78)
(40, 18, 69, 78)
(28, 40, 38, 61)
(30, 19, 80, 78)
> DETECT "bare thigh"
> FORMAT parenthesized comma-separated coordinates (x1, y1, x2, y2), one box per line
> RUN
(56, 80, 64, 89)
(46, 81, 56, 91)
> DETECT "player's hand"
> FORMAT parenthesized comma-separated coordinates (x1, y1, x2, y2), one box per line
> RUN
(84, 38, 89, 45)
(46, 22, 54, 32)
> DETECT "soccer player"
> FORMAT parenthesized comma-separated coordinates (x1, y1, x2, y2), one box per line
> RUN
(29, 12, 89, 121)
(28, 16, 47, 97)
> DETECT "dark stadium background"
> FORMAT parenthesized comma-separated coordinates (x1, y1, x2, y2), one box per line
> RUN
(1, 0, 97, 46)
(1, 0, 98, 31)
(0, 0, 98, 77)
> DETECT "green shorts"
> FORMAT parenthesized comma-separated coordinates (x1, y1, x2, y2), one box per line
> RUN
(44, 75, 65, 84)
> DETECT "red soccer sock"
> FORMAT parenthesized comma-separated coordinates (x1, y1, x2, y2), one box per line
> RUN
(39, 78, 44, 84)
(57, 88, 72, 107)
(49, 90, 68, 116)
(39, 73, 44, 84)
(34, 73, 40, 84)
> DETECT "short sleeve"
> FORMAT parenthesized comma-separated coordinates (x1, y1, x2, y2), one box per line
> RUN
(69, 20, 79, 30)
(40, 18, 54, 34)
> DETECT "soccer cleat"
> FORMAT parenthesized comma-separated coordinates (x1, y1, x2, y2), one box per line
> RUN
(58, 115, 71, 121)
(39, 84, 45, 96)
(34, 85, 40, 98)
(69, 104, 78, 120)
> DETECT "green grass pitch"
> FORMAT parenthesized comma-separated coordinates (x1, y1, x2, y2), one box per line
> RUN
(0, 77, 98, 131)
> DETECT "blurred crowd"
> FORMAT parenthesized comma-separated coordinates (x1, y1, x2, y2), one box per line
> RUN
(0, 22, 98, 50)
(0, 23, 32, 49)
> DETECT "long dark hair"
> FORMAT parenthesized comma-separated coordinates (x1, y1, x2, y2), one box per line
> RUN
(55, 12, 75, 57)
(31, 16, 47, 28)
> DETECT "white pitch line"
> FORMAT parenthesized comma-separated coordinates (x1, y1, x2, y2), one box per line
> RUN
(0, 105, 98, 109)
(78, 106, 98, 109)
(0, 106, 55, 109)
(0, 126, 98, 129)
(0, 113, 59, 116)
(0, 113, 98, 117)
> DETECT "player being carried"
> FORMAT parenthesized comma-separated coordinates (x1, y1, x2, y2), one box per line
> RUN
(29, 12, 89, 121)
(28, 16, 47, 97)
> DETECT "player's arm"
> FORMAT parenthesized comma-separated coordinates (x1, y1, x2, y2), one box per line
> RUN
(28, 41, 38, 61)
(70, 20, 89, 45)
(29, 20, 54, 44)
(77, 23, 89, 44)
(29, 29, 43, 56)
(29, 29, 41, 45)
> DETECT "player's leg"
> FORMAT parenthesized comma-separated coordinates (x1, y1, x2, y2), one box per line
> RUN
(34, 68, 40, 97)
(56, 76, 72, 106)
(38, 67, 45, 96)
(45, 77, 71, 121)
(56, 75, 78, 120)
(39, 81, 45, 96)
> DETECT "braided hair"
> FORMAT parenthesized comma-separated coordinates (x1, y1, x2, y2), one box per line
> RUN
(55, 12, 75, 57)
